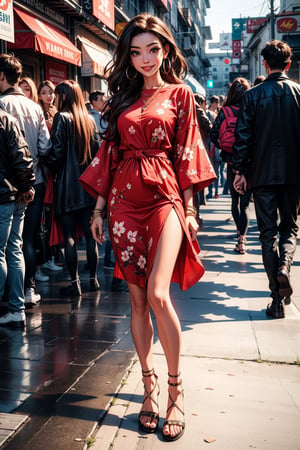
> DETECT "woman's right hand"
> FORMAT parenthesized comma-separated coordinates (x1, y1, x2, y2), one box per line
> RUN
(91, 216, 105, 244)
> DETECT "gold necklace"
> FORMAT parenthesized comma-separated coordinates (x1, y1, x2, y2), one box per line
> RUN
(141, 82, 165, 112)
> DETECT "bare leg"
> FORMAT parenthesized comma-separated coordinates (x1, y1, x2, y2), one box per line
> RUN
(147, 208, 184, 438)
(127, 282, 158, 430)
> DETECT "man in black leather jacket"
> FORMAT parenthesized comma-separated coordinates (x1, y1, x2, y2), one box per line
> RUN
(232, 40, 300, 319)
(0, 109, 35, 327)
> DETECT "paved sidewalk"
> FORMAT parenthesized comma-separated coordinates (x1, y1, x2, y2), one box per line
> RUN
(89, 196, 300, 450)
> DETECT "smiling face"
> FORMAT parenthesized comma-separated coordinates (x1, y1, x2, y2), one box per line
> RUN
(130, 32, 169, 87)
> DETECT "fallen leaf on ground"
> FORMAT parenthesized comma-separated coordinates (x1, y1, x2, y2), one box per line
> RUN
(204, 437, 216, 443)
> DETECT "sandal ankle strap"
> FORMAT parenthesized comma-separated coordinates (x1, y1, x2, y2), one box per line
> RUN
(168, 372, 182, 386)
(142, 368, 156, 377)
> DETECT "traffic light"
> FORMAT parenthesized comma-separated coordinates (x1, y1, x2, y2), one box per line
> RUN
(207, 80, 214, 88)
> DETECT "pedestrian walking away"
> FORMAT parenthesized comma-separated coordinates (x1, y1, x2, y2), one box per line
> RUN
(232, 40, 300, 319)
(210, 77, 252, 254)
(80, 13, 216, 442)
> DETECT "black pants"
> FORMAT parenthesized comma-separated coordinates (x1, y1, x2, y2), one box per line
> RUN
(227, 165, 252, 236)
(23, 183, 45, 290)
(253, 185, 300, 299)
(59, 207, 98, 281)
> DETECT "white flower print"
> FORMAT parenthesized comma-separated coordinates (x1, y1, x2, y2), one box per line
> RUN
(113, 221, 126, 237)
(114, 237, 119, 244)
(178, 109, 184, 118)
(91, 156, 100, 167)
(112, 187, 117, 195)
(157, 108, 164, 115)
(152, 125, 166, 141)
(148, 237, 153, 250)
(186, 169, 197, 176)
(121, 250, 130, 262)
(137, 255, 146, 269)
(110, 197, 115, 207)
(127, 230, 137, 243)
(162, 99, 172, 109)
(160, 170, 167, 180)
(126, 183, 132, 190)
(176, 145, 184, 158)
(182, 147, 194, 161)
(129, 126, 136, 134)
(127, 245, 134, 255)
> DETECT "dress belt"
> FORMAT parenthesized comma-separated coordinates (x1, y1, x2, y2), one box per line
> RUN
(122, 149, 169, 160)
(121, 149, 169, 186)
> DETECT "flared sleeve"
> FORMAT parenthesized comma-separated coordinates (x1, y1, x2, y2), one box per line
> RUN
(172, 86, 216, 193)
(79, 139, 120, 200)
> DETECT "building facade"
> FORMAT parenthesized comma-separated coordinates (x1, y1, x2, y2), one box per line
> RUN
(0, 0, 212, 99)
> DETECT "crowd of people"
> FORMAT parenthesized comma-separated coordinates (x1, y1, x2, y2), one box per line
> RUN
(0, 12, 299, 442)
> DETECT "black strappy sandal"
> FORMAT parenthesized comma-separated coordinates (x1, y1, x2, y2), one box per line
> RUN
(162, 372, 185, 441)
(138, 368, 160, 433)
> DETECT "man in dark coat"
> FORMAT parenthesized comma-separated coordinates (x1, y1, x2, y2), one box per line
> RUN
(232, 40, 300, 318)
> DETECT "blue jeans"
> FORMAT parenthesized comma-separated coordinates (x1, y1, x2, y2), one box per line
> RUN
(0, 201, 26, 312)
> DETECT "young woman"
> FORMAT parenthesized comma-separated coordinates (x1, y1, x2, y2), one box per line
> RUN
(80, 14, 215, 441)
(38, 80, 57, 131)
(19, 77, 38, 103)
(210, 77, 251, 254)
(46, 80, 100, 296)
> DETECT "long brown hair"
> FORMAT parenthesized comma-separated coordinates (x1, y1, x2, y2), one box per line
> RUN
(223, 77, 251, 107)
(103, 13, 188, 144)
(54, 80, 95, 164)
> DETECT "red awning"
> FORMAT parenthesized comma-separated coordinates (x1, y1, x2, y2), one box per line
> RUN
(9, 8, 81, 66)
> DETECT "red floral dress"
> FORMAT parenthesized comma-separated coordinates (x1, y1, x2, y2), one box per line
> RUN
(80, 83, 216, 290)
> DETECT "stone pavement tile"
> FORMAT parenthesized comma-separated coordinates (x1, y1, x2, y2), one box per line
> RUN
(94, 354, 300, 450)
(0, 413, 28, 447)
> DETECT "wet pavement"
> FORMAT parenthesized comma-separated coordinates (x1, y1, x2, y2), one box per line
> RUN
(0, 194, 300, 449)
(0, 248, 135, 449)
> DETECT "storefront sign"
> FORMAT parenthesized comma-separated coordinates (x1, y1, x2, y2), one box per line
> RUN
(246, 18, 267, 34)
(0, 0, 14, 43)
(277, 17, 298, 33)
(45, 60, 67, 85)
(93, 0, 114, 31)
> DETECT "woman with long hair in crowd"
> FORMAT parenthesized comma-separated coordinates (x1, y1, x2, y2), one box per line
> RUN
(211, 77, 251, 254)
(80, 14, 215, 441)
(46, 80, 100, 296)
(19, 77, 38, 103)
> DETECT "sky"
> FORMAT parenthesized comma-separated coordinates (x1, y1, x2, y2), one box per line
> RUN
(206, 0, 281, 42)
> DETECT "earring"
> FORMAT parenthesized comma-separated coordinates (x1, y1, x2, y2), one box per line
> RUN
(161, 58, 171, 75)
(126, 66, 137, 80)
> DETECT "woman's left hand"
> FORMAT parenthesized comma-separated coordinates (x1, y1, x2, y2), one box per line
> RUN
(186, 216, 199, 241)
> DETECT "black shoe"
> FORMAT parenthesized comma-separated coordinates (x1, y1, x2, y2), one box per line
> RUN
(284, 296, 291, 305)
(60, 279, 81, 297)
(266, 299, 285, 319)
(277, 266, 293, 297)
(111, 277, 128, 292)
(90, 278, 100, 291)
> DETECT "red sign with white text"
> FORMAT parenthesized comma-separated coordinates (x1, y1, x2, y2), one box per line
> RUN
(93, 0, 114, 31)
(45, 60, 67, 85)
(246, 18, 267, 33)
